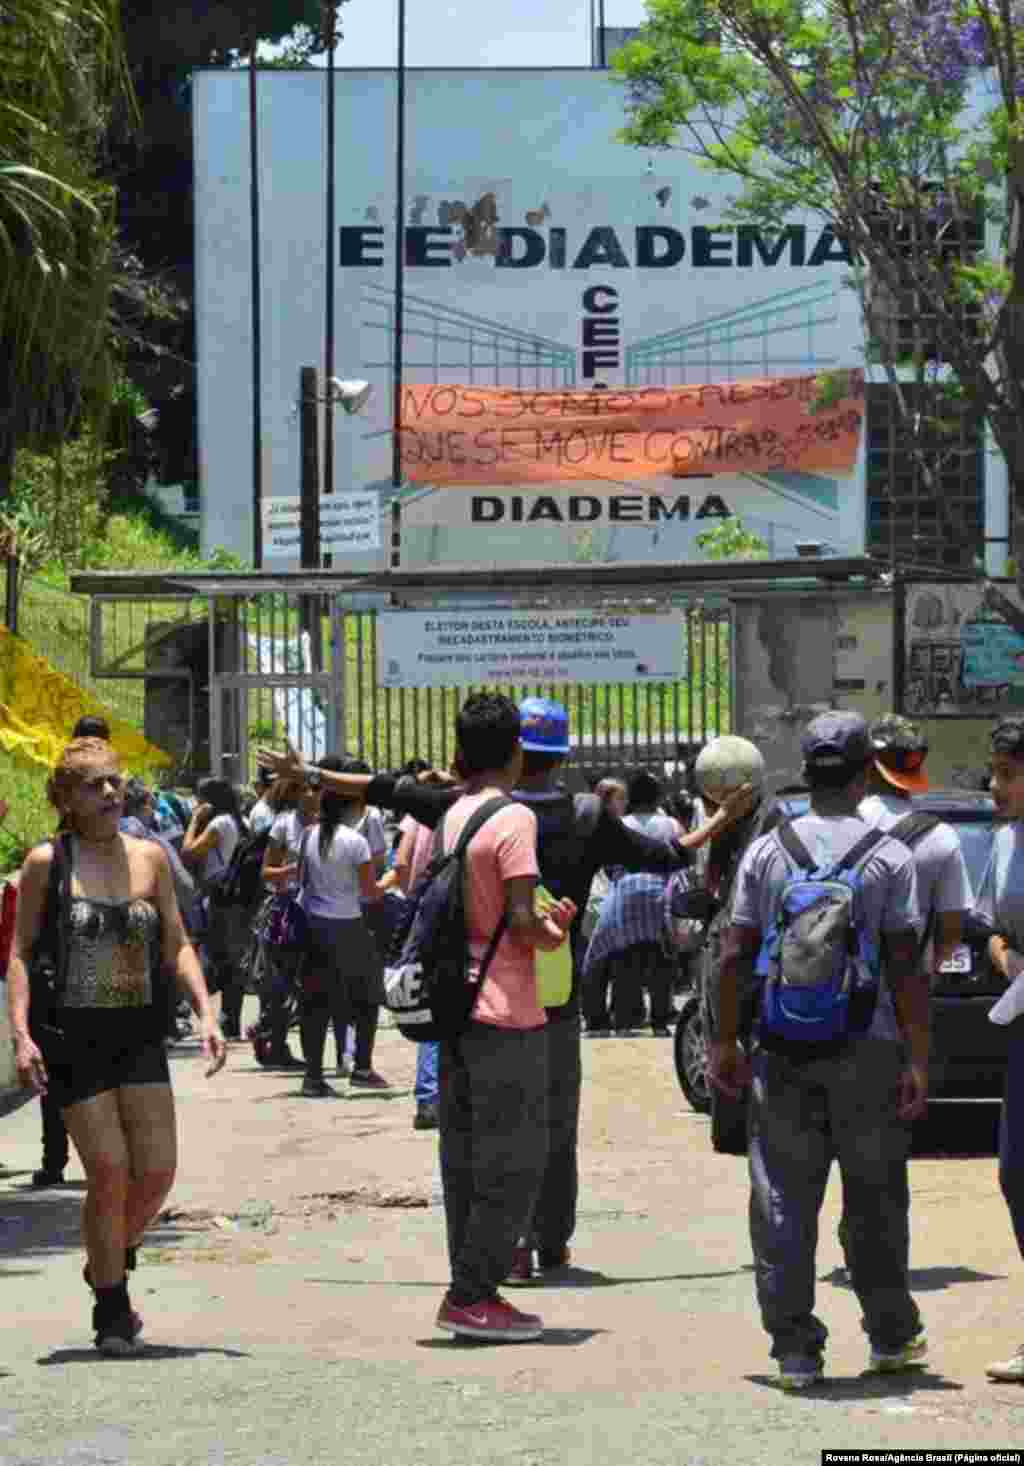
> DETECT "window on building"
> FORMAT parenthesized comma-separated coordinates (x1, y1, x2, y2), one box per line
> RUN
(866, 383, 984, 572)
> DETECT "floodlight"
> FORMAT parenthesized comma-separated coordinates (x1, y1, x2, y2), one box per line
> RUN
(328, 378, 372, 415)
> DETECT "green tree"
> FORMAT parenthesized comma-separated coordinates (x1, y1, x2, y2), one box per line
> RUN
(614, 1, 1024, 596)
(695, 516, 769, 560)
(0, 0, 130, 495)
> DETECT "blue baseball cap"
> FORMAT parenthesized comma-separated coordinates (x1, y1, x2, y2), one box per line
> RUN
(801, 711, 872, 772)
(518, 698, 571, 754)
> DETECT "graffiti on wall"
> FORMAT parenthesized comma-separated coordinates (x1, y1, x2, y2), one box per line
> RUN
(902, 582, 1024, 717)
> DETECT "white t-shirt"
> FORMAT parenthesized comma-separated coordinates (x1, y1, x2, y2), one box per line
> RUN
(351, 808, 388, 864)
(204, 814, 241, 880)
(249, 798, 275, 835)
(268, 809, 309, 860)
(624, 811, 682, 844)
(301, 824, 372, 919)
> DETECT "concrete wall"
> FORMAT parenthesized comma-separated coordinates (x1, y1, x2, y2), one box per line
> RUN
(733, 586, 995, 791)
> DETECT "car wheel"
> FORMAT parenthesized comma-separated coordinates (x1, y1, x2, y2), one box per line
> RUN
(674, 997, 712, 1113)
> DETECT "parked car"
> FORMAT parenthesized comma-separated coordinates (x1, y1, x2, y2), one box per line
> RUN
(673, 790, 1009, 1148)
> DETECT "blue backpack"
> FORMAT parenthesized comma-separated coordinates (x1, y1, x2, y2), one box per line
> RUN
(755, 820, 888, 1053)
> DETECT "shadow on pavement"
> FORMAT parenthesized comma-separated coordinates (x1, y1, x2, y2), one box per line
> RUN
(417, 1328, 606, 1350)
(307, 1267, 753, 1290)
(911, 1100, 1000, 1157)
(38, 1345, 252, 1366)
(0, 1189, 198, 1263)
(746, 1368, 962, 1398)
(822, 1264, 1005, 1292)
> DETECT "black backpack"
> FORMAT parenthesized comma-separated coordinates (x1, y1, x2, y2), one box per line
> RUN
(382, 797, 513, 1042)
(205, 827, 272, 912)
(886, 810, 941, 950)
(887, 811, 940, 851)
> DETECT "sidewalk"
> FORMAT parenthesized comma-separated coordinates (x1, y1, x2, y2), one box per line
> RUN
(1, 1011, 1022, 1466)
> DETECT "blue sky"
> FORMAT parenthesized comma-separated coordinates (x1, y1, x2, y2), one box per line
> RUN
(312, 0, 648, 67)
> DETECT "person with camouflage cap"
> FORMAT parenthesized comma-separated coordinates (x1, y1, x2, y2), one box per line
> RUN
(859, 714, 972, 973)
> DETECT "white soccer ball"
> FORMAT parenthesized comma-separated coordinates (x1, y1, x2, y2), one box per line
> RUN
(694, 736, 765, 803)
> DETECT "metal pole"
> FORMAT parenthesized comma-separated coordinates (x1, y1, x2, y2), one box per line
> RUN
(597, 0, 606, 68)
(323, 1, 337, 567)
(248, 33, 264, 568)
(4, 552, 18, 633)
(300, 366, 321, 570)
(390, 0, 407, 497)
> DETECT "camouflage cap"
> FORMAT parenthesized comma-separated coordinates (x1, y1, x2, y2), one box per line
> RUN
(869, 713, 929, 792)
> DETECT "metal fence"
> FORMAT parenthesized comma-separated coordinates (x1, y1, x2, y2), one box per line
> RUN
(87, 590, 732, 787)
(337, 604, 732, 786)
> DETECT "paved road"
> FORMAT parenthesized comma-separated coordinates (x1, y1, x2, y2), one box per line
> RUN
(1, 1010, 1021, 1466)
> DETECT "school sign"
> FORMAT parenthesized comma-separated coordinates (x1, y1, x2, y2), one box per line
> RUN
(193, 68, 867, 569)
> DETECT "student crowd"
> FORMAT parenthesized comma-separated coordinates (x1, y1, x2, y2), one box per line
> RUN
(4, 697, 1024, 1389)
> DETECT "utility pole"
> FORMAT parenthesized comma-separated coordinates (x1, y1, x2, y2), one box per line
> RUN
(299, 366, 320, 571)
(322, 0, 338, 571)
(249, 27, 264, 568)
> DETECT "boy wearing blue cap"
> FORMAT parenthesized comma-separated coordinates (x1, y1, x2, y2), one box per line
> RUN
(710, 711, 928, 1389)
(257, 702, 753, 1281)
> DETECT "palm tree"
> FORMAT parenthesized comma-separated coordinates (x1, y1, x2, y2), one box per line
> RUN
(0, 0, 130, 495)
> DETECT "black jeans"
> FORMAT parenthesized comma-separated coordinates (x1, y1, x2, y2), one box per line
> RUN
(301, 914, 380, 1078)
(526, 1013, 582, 1257)
(440, 1023, 548, 1304)
(999, 1025, 1024, 1257)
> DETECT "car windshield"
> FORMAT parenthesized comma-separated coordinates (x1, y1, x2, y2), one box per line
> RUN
(948, 820, 995, 893)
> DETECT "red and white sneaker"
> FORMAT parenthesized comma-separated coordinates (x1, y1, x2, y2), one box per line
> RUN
(436, 1293, 543, 1342)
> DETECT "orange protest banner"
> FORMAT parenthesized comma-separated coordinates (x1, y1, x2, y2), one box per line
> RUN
(399, 371, 863, 486)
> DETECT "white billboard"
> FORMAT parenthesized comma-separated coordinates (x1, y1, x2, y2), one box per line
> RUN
(194, 69, 867, 569)
(377, 609, 684, 688)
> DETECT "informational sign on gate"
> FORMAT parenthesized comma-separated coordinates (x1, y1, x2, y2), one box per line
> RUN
(261, 494, 380, 559)
(377, 610, 684, 689)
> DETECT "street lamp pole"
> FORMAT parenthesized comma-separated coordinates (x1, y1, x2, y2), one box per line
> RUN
(323, 0, 338, 570)
(248, 30, 264, 568)
(390, 0, 407, 502)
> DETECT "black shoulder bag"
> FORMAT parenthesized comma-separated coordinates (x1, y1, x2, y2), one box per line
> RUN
(27, 833, 73, 1062)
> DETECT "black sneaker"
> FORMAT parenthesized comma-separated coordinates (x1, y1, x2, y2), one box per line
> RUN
(95, 1312, 143, 1356)
(300, 1077, 337, 1097)
(92, 1283, 142, 1355)
(268, 1050, 305, 1070)
(31, 1167, 65, 1188)
(413, 1101, 439, 1131)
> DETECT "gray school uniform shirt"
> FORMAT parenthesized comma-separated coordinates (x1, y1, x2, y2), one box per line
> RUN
(731, 812, 920, 1043)
(859, 793, 972, 946)
(974, 823, 1024, 949)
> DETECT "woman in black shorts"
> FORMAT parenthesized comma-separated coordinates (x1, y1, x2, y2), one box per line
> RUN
(6, 738, 226, 1354)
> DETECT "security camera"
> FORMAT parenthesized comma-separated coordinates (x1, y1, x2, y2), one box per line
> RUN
(328, 378, 372, 415)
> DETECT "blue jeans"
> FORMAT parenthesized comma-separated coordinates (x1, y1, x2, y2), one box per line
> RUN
(415, 1040, 439, 1105)
(999, 1026, 1024, 1257)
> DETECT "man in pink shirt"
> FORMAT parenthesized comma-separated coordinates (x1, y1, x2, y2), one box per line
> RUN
(435, 693, 575, 1344)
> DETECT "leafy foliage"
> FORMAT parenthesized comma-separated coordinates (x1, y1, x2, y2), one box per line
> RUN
(695, 516, 770, 560)
(614, 1, 1024, 583)
(0, 0, 130, 490)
